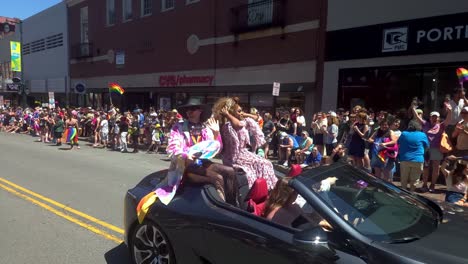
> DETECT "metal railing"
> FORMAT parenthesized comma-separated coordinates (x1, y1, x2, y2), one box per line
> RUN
(231, 0, 286, 34)
(72, 42, 93, 59)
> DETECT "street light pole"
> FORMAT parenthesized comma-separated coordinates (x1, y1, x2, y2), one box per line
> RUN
(19, 20, 26, 108)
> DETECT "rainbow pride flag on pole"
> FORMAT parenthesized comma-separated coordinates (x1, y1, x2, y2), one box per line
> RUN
(456, 68, 468, 85)
(108, 83, 124, 95)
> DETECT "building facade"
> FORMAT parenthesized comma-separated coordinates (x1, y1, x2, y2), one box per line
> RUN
(0, 16, 21, 107)
(66, 0, 326, 115)
(323, 0, 468, 114)
(22, 1, 70, 107)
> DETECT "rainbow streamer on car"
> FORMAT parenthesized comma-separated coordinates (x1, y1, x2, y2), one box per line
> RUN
(136, 140, 221, 224)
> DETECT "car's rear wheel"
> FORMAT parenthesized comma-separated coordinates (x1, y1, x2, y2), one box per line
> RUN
(130, 220, 175, 264)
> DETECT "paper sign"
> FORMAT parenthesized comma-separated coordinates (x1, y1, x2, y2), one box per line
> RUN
(48, 92, 55, 108)
(272, 82, 280, 96)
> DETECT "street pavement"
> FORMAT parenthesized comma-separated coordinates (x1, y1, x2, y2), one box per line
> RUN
(0, 131, 449, 263)
(0, 132, 171, 264)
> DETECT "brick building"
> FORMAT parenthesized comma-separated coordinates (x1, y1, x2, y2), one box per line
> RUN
(66, 0, 326, 115)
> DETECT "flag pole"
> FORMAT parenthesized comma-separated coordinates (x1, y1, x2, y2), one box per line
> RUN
(109, 90, 113, 106)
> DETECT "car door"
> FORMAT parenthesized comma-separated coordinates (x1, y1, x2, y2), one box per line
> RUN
(201, 206, 302, 264)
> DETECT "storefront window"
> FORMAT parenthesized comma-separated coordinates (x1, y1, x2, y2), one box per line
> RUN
(250, 92, 274, 114)
(227, 93, 249, 110)
(339, 65, 462, 115)
(276, 92, 304, 116)
(206, 93, 226, 105)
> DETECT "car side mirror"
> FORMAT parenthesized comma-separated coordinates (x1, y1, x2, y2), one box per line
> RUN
(293, 227, 338, 260)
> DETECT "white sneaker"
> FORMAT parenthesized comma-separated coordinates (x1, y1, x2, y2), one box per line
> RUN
(300, 164, 308, 168)
(282, 161, 289, 166)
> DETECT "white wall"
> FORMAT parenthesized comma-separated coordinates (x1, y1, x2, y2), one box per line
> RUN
(23, 2, 69, 93)
(327, 0, 468, 31)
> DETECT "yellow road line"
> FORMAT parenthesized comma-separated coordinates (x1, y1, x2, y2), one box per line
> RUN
(0, 177, 124, 234)
(0, 182, 123, 244)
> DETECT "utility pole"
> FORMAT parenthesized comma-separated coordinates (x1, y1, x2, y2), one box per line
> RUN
(19, 20, 26, 108)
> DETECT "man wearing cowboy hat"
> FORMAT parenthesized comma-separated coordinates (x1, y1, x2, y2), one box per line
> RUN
(166, 97, 240, 206)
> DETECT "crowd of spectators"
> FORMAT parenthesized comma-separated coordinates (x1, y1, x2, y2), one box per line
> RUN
(1, 87, 467, 206)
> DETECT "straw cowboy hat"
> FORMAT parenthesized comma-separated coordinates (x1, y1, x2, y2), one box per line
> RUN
(178, 97, 212, 122)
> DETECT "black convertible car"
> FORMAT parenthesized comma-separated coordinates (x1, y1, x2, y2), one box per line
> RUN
(124, 162, 468, 264)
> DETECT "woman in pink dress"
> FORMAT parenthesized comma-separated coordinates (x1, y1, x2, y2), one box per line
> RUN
(213, 97, 278, 190)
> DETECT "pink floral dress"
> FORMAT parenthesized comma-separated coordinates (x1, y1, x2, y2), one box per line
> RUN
(221, 118, 277, 190)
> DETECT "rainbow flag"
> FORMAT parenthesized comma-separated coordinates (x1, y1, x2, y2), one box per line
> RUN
(108, 83, 124, 95)
(456, 68, 468, 83)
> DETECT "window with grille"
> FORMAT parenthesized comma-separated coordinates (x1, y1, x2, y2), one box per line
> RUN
(46, 33, 63, 49)
(123, 0, 133, 21)
(141, 0, 152, 16)
(107, 0, 116, 25)
(161, 0, 174, 11)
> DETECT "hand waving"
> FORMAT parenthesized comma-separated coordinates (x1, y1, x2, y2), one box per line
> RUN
(206, 117, 220, 133)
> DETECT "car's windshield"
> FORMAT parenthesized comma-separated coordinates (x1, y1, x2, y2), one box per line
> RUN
(297, 163, 439, 242)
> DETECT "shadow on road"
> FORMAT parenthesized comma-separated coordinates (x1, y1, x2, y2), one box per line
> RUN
(104, 243, 131, 264)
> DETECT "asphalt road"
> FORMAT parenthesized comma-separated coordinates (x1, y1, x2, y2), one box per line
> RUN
(0, 132, 170, 264)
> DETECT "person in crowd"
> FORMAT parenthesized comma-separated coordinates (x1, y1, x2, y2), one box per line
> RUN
(310, 112, 327, 155)
(368, 119, 393, 180)
(278, 131, 299, 167)
(138, 109, 145, 145)
(289, 107, 298, 136)
(100, 114, 109, 148)
(147, 123, 162, 153)
(249, 108, 263, 129)
(348, 111, 369, 169)
(119, 115, 129, 153)
(166, 97, 240, 205)
(412, 103, 452, 192)
(131, 112, 140, 153)
(112, 117, 121, 151)
(302, 146, 322, 168)
(212, 97, 277, 191)
(92, 112, 101, 147)
(447, 87, 467, 145)
(65, 111, 80, 150)
(262, 112, 276, 158)
(440, 155, 468, 206)
(383, 118, 401, 181)
(452, 106, 468, 157)
(398, 120, 429, 192)
(295, 108, 306, 136)
(295, 131, 313, 165)
(327, 143, 349, 165)
(324, 112, 339, 156)
(242, 108, 261, 153)
(38, 112, 50, 143)
(52, 114, 64, 146)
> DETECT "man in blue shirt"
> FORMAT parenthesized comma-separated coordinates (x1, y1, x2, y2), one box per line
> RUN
(278, 132, 299, 167)
(397, 120, 429, 192)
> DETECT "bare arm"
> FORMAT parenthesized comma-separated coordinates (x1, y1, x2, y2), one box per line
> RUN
(222, 107, 243, 130)
(411, 107, 425, 124)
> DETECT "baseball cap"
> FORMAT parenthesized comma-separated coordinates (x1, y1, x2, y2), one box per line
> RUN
(328, 111, 337, 117)
(430, 111, 440, 117)
(415, 109, 423, 114)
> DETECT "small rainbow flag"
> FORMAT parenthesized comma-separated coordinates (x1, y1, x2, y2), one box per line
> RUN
(108, 83, 124, 95)
(456, 68, 468, 83)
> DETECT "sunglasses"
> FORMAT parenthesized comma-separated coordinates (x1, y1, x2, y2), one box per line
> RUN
(187, 106, 201, 112)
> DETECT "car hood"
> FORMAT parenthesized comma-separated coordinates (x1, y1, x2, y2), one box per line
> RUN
(376, 201, 468, 264)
